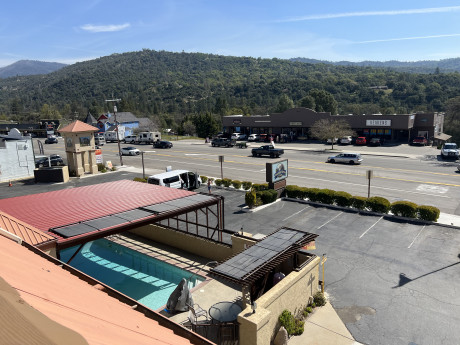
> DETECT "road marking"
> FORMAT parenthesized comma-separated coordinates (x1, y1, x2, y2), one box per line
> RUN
(185, 154, 207, 156)
(282, 206, 310, 222)
(317, 212, 343, 230)
(416, 184, 449, 194)
(359, 217, 383, 238)
(408, 225, 425, 248)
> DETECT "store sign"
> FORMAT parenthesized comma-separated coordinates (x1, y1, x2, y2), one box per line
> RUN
(366, 120, 391, 126)
(233, 119, 241, 124)
(289, 122, 302, 126)
(266, 159, 288, 183)
(95, 149, 103, 164)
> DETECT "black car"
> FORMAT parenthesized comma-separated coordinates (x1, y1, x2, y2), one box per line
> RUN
(45, 137, 58, 144)
(35, 154, 65, 168)
(154, 140, 173, 149)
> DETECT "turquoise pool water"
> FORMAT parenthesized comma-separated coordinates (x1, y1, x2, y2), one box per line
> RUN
(60, 239, 204, 310)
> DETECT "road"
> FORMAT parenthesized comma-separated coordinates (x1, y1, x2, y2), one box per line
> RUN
(37, 139, 460, 215)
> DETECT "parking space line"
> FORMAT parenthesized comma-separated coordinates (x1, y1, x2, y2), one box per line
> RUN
(282, 206, 310, 222)
(317, 212, 343, 230)
(408, 225, 426, 248)
(359, 217, 383, 238)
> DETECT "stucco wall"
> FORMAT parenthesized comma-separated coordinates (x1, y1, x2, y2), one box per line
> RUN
(238, 256, 321, 345)
(0, 138, 35, 182)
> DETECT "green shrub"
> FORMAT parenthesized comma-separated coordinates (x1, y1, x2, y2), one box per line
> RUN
(279, 310, 304, 336)
(316, 189, 335, 204)
(222, 178, 232, 187)
(133, 177, 147, 183)
(303, 310, 309, 317)
(245, 190, 257, 208)
(306, 188, 321, 202)
(111, 166, 117, 171)
(366, 196, 391, 213)
(334, 191, 353, 207)
(417, 205, 440, 221)
(285, 185, 301, 198)
(97, 163, 106, 172)
(313, 292, 327, 306)
(214, 179, 223, 187)
(200, 175, 208, 183)
(311, 302, 316, 308)
(252, 183, 269, 192)
(351, 196, 367, 210)
(242, 181, 252, 190)
(305, 306, 313, 313)
(257, 189, 278, 204)
(391, 201, 418, 218)
(231, 180, 242, 189)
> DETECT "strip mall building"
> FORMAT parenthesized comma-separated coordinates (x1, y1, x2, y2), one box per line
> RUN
(222, 108, 447, 143)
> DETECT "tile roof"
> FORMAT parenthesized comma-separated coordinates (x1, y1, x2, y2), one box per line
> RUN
(0, 211, 56, 246)
(0, 236, 197, 345)
(0, 180, 195, 234)
(59, 120, 99, 133)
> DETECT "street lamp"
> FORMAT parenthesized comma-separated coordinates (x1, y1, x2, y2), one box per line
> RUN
(105, 98, 123, 166)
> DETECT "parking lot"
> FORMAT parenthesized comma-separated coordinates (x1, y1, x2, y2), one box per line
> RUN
(2, 171, 460, 345)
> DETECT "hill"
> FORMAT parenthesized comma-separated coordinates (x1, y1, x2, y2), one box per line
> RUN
(0, 60, 67, 78)
(1, 50, 460, 121)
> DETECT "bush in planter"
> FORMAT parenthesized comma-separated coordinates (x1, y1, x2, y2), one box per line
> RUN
(231, 180, 242, 189)
(306, 188, 321, 202)
(351, 196, 367, 210)
(391, 201, 418, 218)
(366, 196, 391, 213)
(279, 310, 305, 336)
(111, 166, 117, 171)
(222, 178, 232, 187)
(313, 291, 327, 306)
(285, 185, 303, 199)
(245, 190, 257, 208)
(242, 181, 252, 190)
(214, 179, 223, 187)
(97, 163, 107, 172)
(133, 177, 147, 183)
(417, 205, 440, 221)
(334, 191, 353, 207)
(256, 189, 278, 204)
(316, 189, 335, 204)
(252, 183, 269, 192)
(200, 175, 208, 183)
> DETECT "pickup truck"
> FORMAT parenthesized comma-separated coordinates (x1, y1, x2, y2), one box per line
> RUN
(251, 145, 284, 158)
(211, 138, 236, 147)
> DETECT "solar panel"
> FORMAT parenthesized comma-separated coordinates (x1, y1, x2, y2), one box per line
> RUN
(115, 209, 155, 221)
(164, 197, 199, 208)
(183, 194, 215, 203)
(52, 223, 97, 238)
(83, 215, 129, 230)
(143, 203, 180, 213)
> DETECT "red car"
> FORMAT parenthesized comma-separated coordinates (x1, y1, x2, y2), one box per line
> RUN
(412, 136, 428, 146)
(355, 137, 367, 145)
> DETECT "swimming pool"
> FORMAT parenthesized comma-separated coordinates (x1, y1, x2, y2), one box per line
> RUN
(60, 239, 204, 310)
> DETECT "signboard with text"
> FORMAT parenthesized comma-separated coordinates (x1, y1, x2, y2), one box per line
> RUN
(266, 159, 288, 183)
(366, 119, 391, 126)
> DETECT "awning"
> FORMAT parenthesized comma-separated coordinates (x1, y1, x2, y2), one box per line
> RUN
(434, 133, 452, 141)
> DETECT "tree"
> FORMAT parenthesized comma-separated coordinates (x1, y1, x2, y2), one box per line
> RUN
(299, 95, 315, 110)
(182, 120, 196, 136)
(309, 118, 354, 149)
(275, 94, 294, 113)
(308, 89, 338, 114)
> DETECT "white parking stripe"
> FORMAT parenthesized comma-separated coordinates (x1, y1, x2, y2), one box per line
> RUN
(282, 206, 310, 222)
(317, 212, 343, 230)
(359, 217, 383, 238)
(408, 225, 426, 248)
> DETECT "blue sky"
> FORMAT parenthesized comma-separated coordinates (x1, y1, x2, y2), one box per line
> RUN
(2, 0, 460, 67)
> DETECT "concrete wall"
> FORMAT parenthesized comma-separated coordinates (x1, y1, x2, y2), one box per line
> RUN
(0, 138, 35, 182)
(238, 256, 321, 345)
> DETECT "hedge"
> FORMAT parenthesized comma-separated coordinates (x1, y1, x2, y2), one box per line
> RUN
(351, 196, 367, 210)
(242, 181, 253, 190)
(391, 201, 418, 218)
(366, 196, 391, 213)
(200, 175, 208, 183)
(306, 188, 321, 202)
(316, 189, 335, 205)
(417, 205, 440, 221)
(133, 177, 147, 183)
(252, 183, 269, 192)
(231, 180, 242, 189)
(245, 190, 257, 208)
(256, 189, 278, 204)
(222, 178, 232, 187)
(214, 179, 223, 186)
(334, 191, 353, 207)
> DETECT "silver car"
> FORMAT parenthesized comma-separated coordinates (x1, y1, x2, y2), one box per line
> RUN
(327, 153, 363, 164)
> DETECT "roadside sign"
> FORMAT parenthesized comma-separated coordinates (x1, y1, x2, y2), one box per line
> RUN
(219, 155, 224, 163)
(366, 170, 373, 179)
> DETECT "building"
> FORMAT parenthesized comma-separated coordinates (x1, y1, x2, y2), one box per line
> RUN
(0, 128, 35, 182)
(96, 112, 155, 136)
(222, 108, 447, 143)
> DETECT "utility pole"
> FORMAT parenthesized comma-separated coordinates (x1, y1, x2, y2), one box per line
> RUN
(105, 98, 123, 166)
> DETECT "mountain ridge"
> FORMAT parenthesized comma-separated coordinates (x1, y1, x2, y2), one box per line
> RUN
(0, 60, 67, 78)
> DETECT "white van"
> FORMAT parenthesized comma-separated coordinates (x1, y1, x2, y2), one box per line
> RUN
(147, 170, 202, 190)
(95, 135, 105, 146)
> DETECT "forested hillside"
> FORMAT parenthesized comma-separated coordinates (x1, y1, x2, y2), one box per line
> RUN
(1, 49, 460, 125)
(0, 60, 67, 78)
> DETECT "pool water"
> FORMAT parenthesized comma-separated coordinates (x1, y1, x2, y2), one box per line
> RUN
(60, 239, 204, 310)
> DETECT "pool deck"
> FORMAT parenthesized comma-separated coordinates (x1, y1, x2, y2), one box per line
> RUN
(107, 233, 244, 325)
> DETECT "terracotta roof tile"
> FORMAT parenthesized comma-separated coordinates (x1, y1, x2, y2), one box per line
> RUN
(59, 120, 99, 133)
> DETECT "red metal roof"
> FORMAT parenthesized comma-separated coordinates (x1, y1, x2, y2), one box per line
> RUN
(0, 180, 195, 233)
(59, 120, 99, 133)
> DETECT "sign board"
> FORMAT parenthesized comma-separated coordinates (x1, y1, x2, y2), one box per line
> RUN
(219, 155, 224, 163)
(289, 122, 302, 126)
(302, 240, 316, 250)
(266, 159, 288, 183)
(366, 119, 391, 127)
(366, 170, 373, 179)
(95, 149, 103, 164)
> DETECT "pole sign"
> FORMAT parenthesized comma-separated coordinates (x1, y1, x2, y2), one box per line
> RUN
(266, 159, 288, 183)
(95, 149, 103, 164)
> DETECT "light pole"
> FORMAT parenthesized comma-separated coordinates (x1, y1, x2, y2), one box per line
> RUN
(105, 98, 123, 166)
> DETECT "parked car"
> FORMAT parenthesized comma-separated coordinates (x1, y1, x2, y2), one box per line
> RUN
(327, 153, 363, 165)
(211, 138, 236, 147)
(154, 140, 173, 149)
(368, 137, 381, 146)
(231, 133, 247, 140)
(339, 136, 352, 145)
(124, 135, 137, 143)
(45, 137, 58, 144)
(412, 136, 428, 146)
(120, 146, 140, 156)
(326, 138, 338, 144)
(355, 137, 367, 145)
(251, 145, 284, 158)
(248, 134, 260, 142)
(441, 143, 459, 159)
(35, 154, 65, 168)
